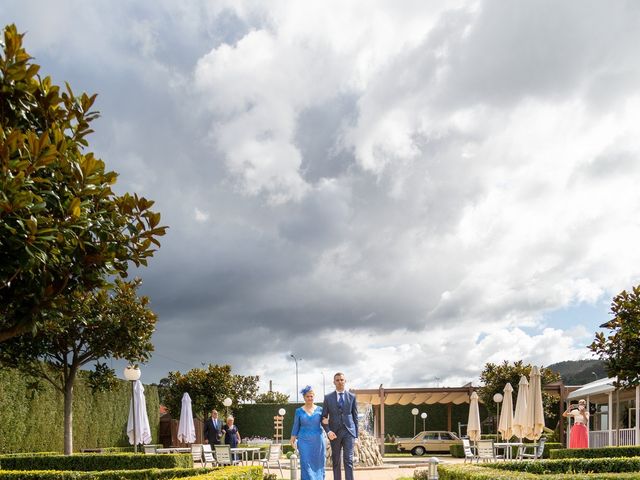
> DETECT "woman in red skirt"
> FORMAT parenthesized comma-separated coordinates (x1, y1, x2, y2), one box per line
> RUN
(563, 399, 589, 448)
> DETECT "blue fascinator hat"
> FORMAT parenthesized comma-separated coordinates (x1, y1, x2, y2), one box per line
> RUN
(300, 385, 313, 396)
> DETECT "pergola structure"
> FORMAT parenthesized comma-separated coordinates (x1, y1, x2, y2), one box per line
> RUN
(354, 382, 567, 451)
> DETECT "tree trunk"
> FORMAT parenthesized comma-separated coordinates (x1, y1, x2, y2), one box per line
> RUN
(63, 367, 78, 455)
(63, 378, 74, 454)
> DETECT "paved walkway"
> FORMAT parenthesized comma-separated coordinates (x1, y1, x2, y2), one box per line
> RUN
(266, 455, 465, 479)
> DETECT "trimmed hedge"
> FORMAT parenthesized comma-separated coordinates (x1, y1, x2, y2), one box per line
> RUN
(179, 466, 262, 480)
(0, 454, 191, 471)
(0, 368, 159, 453)
(384, 443, 400, 454)
(0, 468, 213, 480)
(0, 467, 261, 480)
(550, 445, 640, 459)
(427, 464, 640, 479)
(490, 457, 640, 475)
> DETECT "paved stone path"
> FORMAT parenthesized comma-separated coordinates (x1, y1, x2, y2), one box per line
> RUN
(266, 455, 466, 479)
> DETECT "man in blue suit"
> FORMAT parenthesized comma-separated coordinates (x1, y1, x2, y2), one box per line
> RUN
(203, 409, 222, 445)
(322, 372, 358, 480)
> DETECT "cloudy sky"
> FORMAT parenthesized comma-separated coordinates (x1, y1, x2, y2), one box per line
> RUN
(5, 1, 640, 398)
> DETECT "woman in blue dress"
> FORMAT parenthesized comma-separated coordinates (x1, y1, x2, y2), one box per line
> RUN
(222, 416, 241, 447)
(291, 386, 326, 480)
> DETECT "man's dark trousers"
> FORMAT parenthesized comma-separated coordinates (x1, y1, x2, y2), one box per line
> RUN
(330, 426, 355, 480)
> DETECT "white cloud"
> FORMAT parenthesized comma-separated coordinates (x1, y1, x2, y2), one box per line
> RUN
(5, 0, 640, 390)
(194, 208, 210, 222)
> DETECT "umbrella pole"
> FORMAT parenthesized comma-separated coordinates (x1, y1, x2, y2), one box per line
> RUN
(132, 381, 138, 453)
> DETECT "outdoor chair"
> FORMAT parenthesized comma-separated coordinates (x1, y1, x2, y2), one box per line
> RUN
(214, 444, 242, 466)
(190, 444, 203, 466)
(143, 445, 157, 454)
(259, 443, 284, 477)
(201, 444, 216, 467)
(476, 439, 502, 462)
(461, 438, 477, 463)
(519, 437, 546, 460)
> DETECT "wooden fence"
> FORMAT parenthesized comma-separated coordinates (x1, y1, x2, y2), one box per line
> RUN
(159, 414, 205, 447)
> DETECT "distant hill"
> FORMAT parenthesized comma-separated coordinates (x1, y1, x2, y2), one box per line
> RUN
(547, 359, 608, 385)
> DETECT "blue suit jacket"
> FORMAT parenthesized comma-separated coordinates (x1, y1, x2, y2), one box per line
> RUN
(322, 390, 358, 438)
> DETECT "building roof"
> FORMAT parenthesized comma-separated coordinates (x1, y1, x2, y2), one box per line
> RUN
(566, 377, 617, 400)
(354, 387, 475, 405)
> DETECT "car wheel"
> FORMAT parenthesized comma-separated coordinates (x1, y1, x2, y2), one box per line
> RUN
(412, 446, 426, 456)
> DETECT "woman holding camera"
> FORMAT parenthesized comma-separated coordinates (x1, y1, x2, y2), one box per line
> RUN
(563, 399, 589, 448)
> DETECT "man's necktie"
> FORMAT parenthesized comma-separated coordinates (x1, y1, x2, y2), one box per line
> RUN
(339, 392, 344, 408)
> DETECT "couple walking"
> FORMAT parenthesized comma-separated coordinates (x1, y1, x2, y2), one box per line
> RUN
(290, 372, 358, 480)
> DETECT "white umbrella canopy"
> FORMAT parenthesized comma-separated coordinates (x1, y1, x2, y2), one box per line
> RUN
(525, 366, 545, 440)
(127, 380, 152, 445)
(498, 383, 515, 441)
(467, 391, 482, 442)
(512, 375, 529, 440)
(177, 392, 196, 444)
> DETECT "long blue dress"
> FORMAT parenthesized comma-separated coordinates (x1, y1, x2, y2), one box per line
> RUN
(291, 406, 326, 480)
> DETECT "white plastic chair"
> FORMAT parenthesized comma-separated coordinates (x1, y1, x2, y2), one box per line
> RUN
(461, 438, 477, 463)
(520, 437, 546, 460)
(476, 439, 502, 462)
(214, 444, 242, 466)
(190, 444, 203, 466)
(201, 444, 216, 467)
(259, 443, 284, 477)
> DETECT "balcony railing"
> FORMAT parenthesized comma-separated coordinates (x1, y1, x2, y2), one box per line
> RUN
(589, 428, 636, 447)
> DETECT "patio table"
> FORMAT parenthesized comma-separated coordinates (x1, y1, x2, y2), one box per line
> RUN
(493, 442, 523, 460)
(231, 447, 262, 464)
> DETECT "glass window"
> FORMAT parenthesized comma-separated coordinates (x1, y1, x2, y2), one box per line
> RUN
(440, 433, 454, 440)
(423, 433, 439, 440)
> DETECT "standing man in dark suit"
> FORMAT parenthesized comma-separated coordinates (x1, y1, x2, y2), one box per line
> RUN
(204, 409, 222, 445)
(321, 372, 358, 480)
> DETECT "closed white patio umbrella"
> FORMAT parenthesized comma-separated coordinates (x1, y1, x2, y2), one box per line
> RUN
(467, 391, 482, 442)
(498, 383, 514, 442)
(127, 380, 152, 446)
(177, 392, 196, 444)
(512, 375, 529, 441)
(525, 365, 545, 440)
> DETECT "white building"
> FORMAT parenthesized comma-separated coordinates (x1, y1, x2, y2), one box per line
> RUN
(566, 377, 640, 447)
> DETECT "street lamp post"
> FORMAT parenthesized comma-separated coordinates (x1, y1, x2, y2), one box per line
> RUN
(421, 412, 428, 431)
(223, 397, 232, 417)
(493, 393, 503, 440)
(277, 408, 286, 444)
(411, 408, 419, 437)
(321, 372, 326, 397)
(123, 365, 141, 453)
(290, 354, 300, 403)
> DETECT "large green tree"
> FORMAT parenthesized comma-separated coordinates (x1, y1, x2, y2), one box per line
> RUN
(0, 24, 167, 343)
(0, 279, 156, 454)
(478, 360, 561, 426)
(590, 284, 640, 389)
(255, 390, 290, 404)
(159, 364, 259, 420)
